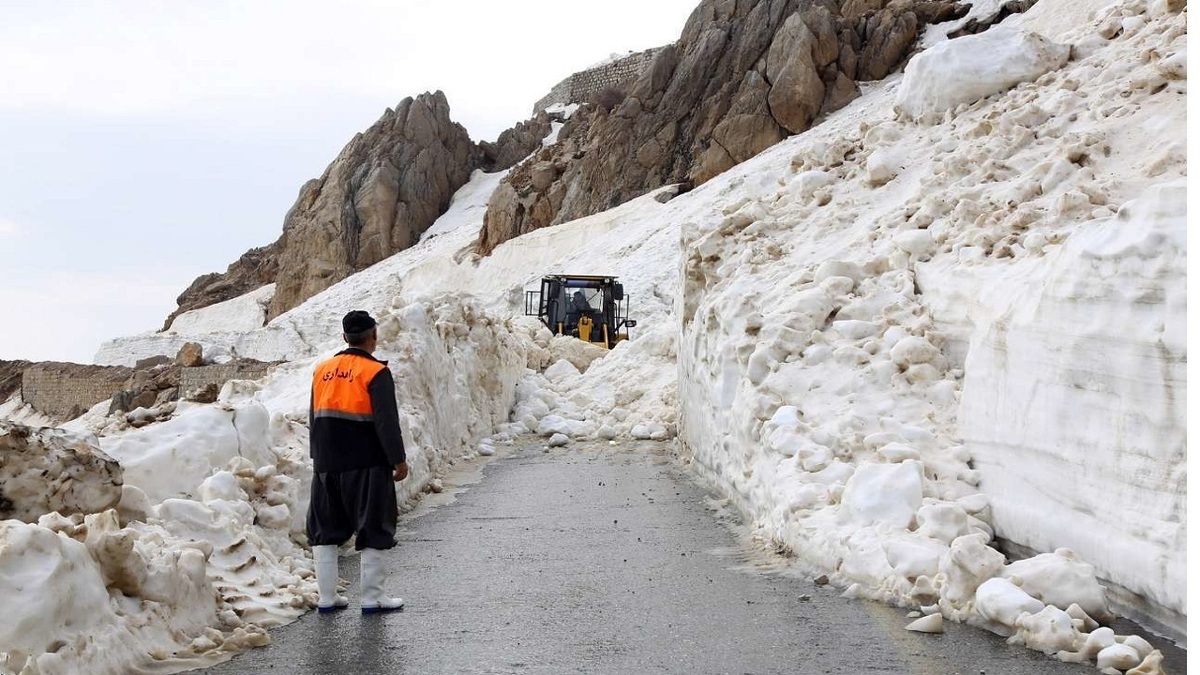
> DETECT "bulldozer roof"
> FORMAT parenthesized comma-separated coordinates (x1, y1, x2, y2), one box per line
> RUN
(542, 274, 620, 288)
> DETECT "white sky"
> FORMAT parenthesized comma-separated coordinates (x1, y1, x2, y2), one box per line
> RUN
(0, 0, 698, 363)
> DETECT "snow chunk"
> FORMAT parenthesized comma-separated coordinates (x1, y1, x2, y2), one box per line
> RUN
(976, 577, 1046, 630)
(889, 336, 941, 367)
(829, 319, 878, 341)
(100, 403, 274, 502)
(895, 27, 1069, 123)
(940, 533, 1006, 609)
(894, 229, 935, 259)
(0, 515, 216, 674)
(914, 503, 971, 544)
(199, 471, 248, 502)
(882, 537, 943, 580)
(1015, 605, 1081, 655)
(839, 461, 923, 529)
(0, 422, 123, 522)
(795, 170, 837, 198)
(631, 423, 671, 441)
(544, 359, 582, 384)
(0, 521, 117, 660)
(536, 414, 594, 439)
(866, 146, 905, 186)
(1002, 549, 1111, 621)
(905, 613, 944, 633)
(1096, 643, 1142, 671)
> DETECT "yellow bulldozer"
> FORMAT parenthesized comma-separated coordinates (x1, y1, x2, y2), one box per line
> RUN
(525, 274, 637, 348)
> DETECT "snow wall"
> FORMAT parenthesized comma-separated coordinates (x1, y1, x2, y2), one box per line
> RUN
(679, 0, 1185, 640)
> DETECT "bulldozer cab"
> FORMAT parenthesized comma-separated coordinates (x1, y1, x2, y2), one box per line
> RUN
(525, 275, 637, 348)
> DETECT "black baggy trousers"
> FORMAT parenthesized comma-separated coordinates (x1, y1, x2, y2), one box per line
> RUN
(306, 466, 398, 550)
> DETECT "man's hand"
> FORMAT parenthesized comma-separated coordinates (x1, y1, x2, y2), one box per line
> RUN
(393, 462, 409, 482)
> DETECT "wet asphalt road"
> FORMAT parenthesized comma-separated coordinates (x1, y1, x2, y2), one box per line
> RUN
(206, 440, 1181, 675)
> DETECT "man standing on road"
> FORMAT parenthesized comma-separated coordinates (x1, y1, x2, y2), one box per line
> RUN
(307, 310, 408, 614)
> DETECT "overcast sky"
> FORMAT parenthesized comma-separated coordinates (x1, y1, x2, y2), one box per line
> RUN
(0, 0, 698, 363)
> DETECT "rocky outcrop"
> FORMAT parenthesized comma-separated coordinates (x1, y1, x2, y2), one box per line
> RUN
(478, 111, 555, 172)
(162, 244, 278, 331)
(167, 91, 554, 325)
(267, 91, 481, 319)
(476, 0, 968, 255)
(0, 422, 123, 522)
(107, 355, 279, 418)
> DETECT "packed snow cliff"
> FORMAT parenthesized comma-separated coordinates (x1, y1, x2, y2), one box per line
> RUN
(0, 0, 1185, 673)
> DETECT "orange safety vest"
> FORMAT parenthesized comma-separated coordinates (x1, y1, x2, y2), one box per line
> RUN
(311, 352, 387, 422)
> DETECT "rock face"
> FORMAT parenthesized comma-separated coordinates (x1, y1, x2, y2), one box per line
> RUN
(0, 422, 123, 522)
(167, 92, 553, 324)
(478, 111, 554, 172)
(267, 91, 480, 319)
(476, 0, 968, 255)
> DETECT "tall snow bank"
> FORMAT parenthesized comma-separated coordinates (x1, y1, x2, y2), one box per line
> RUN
(895, 27, 1069, 123)
(677, 0, 1183, 666)
(381, 294, 531, 497)
(922, 181, 1186, 626)
(202, 291, 533, 514)
(30, 171, 535, 672)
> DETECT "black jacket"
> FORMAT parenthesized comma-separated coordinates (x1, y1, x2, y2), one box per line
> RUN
(309, 348, 407, 473)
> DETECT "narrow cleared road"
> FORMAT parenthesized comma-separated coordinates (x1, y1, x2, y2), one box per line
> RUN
(207, 440, 1179, 675)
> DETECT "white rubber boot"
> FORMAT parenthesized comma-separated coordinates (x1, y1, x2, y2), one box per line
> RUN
(360, 548, 404, 614)
(312, 545, 348, 613)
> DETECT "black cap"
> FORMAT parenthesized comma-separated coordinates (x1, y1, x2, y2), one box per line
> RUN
(342, 310, 377, 337)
